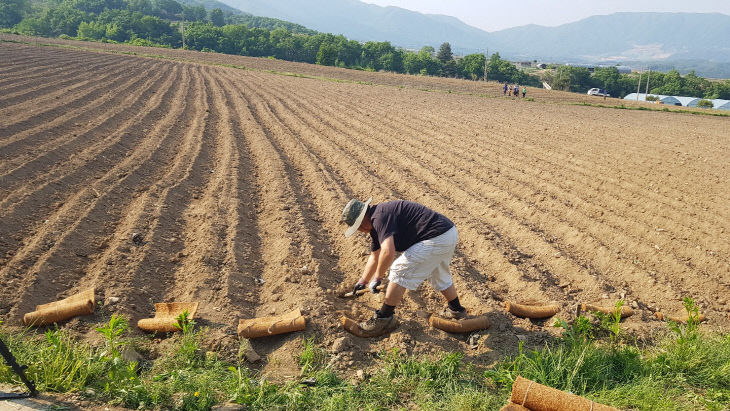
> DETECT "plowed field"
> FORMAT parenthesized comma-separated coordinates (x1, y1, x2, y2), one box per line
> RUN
(1, 39, 728, 376)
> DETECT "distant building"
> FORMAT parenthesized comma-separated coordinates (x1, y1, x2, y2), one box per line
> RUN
(623, 93, 681, 106)
(711, 99, 730, 110)
(623, 93, 730, 110)
(536, 63, 548, 69)
(673, 96, 700, 107)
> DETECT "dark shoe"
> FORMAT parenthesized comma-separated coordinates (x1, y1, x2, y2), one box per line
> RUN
(358, 313, 397, 337)
(441, 306, 467, 320)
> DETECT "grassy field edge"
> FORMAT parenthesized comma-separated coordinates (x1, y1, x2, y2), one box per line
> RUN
(1, 301, 728, 410)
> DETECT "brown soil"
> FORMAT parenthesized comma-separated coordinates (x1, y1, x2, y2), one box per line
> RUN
(1, 37, 728, 380)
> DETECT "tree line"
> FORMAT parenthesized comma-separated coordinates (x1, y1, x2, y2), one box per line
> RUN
(2, 0, 728, 98)
(0, 0, 540, 84)
(545, 65, 730, 100)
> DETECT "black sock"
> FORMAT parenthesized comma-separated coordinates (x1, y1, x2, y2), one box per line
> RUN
(377, 303, 395, 318)
(448, 297, 464, 312)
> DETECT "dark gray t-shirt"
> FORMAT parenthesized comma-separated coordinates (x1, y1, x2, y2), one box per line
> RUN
(369, 200, 454, 252)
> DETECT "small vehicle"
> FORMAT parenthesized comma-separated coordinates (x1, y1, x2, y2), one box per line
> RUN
(587, 88, 610, 97)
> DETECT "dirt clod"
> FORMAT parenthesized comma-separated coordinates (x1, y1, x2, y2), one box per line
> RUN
(332, 336, 352, 352)
(131, 232, 143, 245)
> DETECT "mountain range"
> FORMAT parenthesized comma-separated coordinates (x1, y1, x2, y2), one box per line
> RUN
(215, 0, 730, 75)
(491, 12, 730, 63)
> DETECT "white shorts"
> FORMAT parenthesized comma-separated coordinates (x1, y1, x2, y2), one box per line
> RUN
(388, 226, 458, 291)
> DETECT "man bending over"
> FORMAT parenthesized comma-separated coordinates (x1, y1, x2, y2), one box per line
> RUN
(341, 198, 466, 336)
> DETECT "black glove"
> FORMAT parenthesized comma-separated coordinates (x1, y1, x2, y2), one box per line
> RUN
(369, 278, 382, 294)
(352, 282, 366, 295)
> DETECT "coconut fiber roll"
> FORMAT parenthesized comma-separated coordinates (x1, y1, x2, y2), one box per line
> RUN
(238, 309, 306, 338)
(654, 312, 706, 323)
(505, 302, 559, 319)
(429, 315, 490, 333)
(510, 376, 619, 411)
(340, 316, 367, 337)
(137, 302, 200, 332)
(23, 288, 95, 326)
(499, 402, 531, 411)
(581, 303, 634, 318)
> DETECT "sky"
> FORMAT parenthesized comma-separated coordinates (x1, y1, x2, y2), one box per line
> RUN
(362, 0, 730, 32)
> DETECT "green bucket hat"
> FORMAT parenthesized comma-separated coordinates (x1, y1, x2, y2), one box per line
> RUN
(341, 197, 372, 238)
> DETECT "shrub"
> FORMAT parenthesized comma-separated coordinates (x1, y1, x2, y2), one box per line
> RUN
(646, 95, 659, 102)
(77, 21, 106, 40)
(697, 99, 713, 109)
(127, 37, 155, 47)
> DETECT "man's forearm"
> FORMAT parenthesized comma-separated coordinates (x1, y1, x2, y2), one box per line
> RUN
(360, 252, 379, 283)
(375, 251, 395, 280)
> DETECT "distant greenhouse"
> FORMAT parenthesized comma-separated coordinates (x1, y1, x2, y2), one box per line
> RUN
(623, 93, 650, 101)
(622, 93, 730, 110)
(659, 96, 681, 106)
(711, 99, 730, 110)
(624, 93, 681, 106)
(673, 96, 700, 107)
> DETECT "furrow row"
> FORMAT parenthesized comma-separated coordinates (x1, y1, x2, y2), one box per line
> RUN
(92, 64, 210, 322)
(0, 62, 184, 313)
(0, 62, 166, 203)
(0, 53, 121, 108)
(0, 53, 105, 86)
(0, 57, 155, 153)
(320, 80, 730, 248)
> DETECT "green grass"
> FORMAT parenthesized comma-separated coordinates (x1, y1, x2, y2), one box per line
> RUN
(486, 299, 730, 410)
(1, 321, 729, 410)
(1, 300, 728, 411)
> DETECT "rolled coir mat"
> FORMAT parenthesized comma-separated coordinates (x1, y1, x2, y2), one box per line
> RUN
(580, 303, 633, 318)
(23, 288, 95, 326)
(654, 312, 706, 323)
(499, 402, 530, 411)
(505, 301, 559, 319)
(238, 309, 306, 338)
(429, 315, 490, 333)
(137, 302, 200, 332)
(511, 376, 619, 411)
(340, 316, 365, 337)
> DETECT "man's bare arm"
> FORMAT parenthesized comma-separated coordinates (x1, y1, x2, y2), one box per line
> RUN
(375, 236, 396, 280)
(359, 249, 380, 284)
